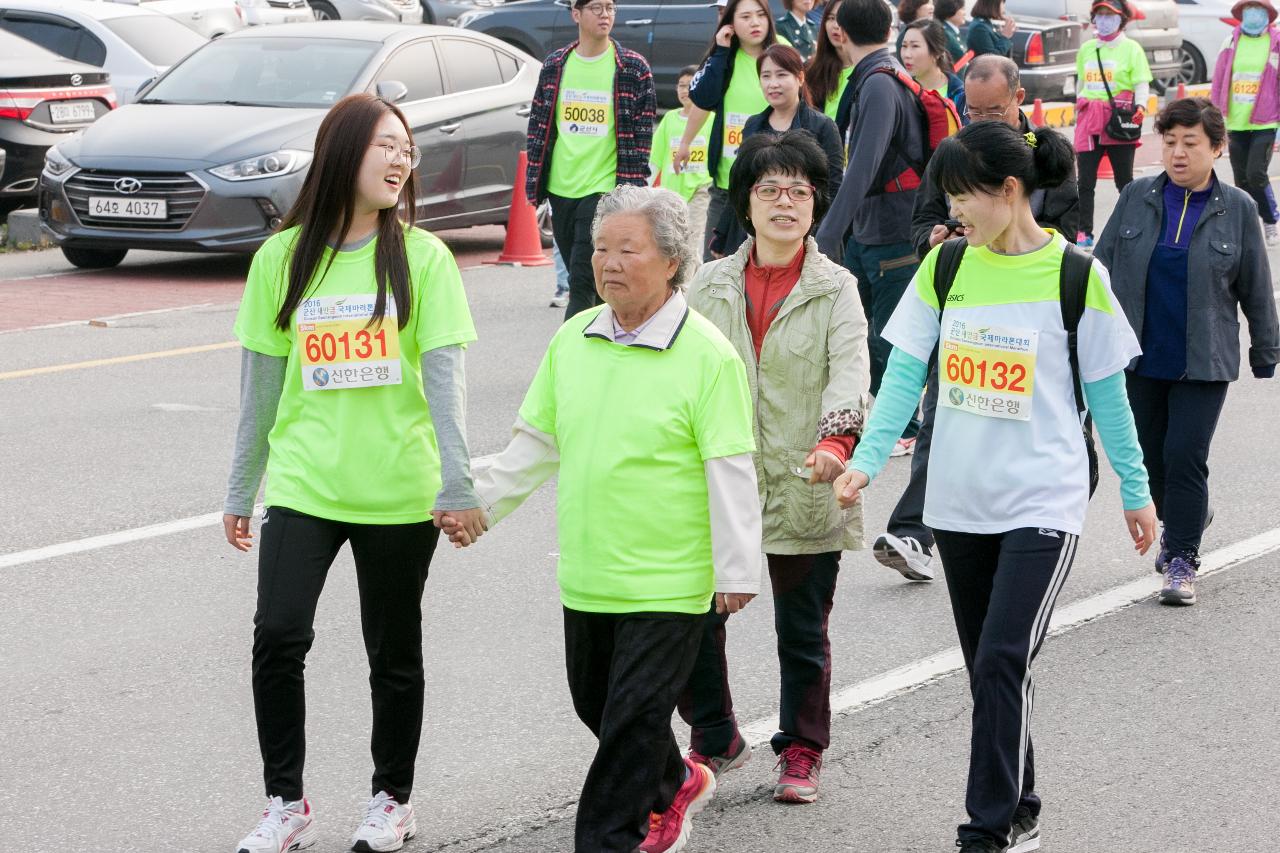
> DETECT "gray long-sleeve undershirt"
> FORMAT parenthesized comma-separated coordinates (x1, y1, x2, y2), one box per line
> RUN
(223, 344, 477, 517)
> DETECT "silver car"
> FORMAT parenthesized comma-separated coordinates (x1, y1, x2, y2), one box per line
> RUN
(105, 0, 248, 39)
(236, 0, 314, 26)
(308, 0, 422, 23)
(0, 0, 208, 103)
(38, 22, 537, 268)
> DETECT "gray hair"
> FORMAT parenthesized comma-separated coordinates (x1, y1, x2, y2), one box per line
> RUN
(966, 54, 1020, 95)
(591, 185, 698, 290)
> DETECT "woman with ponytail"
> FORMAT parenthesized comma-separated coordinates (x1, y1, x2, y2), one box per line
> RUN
(223, 93, 481, 853)
(834, 122, 1157, 853)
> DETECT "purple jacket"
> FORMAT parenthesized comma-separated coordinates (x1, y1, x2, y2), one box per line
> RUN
(1211, 27, 1280, 125)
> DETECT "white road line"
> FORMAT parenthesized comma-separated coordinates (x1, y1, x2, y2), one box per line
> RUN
(0, 302, 230, 336)
(740, 526, 1280, 744)
(0, 458, 508, 571)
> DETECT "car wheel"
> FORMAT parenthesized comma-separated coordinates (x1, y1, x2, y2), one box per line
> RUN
(1157, 43, 1205, 90)
(61, 246, 128, 269)
(536, 200, 554, 247)
(420, 0, 434, 23)
(311, 1, 339, 20)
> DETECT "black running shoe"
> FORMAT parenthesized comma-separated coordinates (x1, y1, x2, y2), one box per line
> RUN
(1008, 805, 1040, 852)
(955, 839, 1004, 853)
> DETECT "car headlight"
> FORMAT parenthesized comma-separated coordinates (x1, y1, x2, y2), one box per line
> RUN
(43, 145, 76, 177)
(455, 9, 494, 27)
(209, 149, 311, 181)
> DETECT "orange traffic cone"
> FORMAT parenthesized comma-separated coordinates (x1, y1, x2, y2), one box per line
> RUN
(1031, 98, 1045, 126)
(1175, 80, 1187, 101)
(1097, 152, 1114, 179)
(486, 149, 552, 267)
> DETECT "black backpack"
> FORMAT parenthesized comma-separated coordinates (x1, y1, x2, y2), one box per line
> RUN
(932, 237, 1100, 497)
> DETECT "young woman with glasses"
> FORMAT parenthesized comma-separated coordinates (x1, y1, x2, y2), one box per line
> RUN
(683, 129, 870, 806)
(224, 93, 481, 853)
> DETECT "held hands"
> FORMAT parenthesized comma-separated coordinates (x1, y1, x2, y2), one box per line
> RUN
(433, 507, 489, 549)
(715, 24, 734, 47)
(223, 514, 253, 551)
(803, 449, 845, 485)
(833, 469, 870, 509)
(716, 592, 756, 615)
(1124, 503, 1159, 555)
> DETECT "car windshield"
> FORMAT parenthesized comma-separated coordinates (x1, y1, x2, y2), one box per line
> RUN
(140, 37, 378, 108)
(102, 15, 208, 67)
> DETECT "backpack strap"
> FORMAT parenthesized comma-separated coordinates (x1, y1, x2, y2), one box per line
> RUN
(932, 236, 968, 307)
(1058, 242, 1094, 415)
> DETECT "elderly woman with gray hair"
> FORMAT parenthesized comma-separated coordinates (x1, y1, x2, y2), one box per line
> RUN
(439, 184, 763, 853)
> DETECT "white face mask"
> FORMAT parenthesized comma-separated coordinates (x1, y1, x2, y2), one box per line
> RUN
(1093, 13, 1122, 37)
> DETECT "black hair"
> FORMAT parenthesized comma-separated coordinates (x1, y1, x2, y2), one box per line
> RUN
(1090, 0, 1133, 22)
(933, 121, 1074, 198)
(728, 130, 832, 236)
(898, 0, 933, 23)
(837, 0, 892, 46)
(933, 0, 964, 20)
(703, 0, 779, 63)
(1155, 96, 1226, 147)
(678, 64, 700, 80)
(904, 19, 954, 74)
(971, 0, 1003, 20)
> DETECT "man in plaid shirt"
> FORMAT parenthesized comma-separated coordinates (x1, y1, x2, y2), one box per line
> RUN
(525, 0, 657, 319)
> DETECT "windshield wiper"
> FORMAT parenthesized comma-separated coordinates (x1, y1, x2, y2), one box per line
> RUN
(202, 99, 284, 107)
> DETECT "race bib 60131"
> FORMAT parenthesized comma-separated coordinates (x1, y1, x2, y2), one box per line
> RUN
(297, 295, 403, 391)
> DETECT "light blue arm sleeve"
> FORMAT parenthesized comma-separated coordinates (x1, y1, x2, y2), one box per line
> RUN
(1083, 370, 1152, 510)
(848, 347, 929, 483)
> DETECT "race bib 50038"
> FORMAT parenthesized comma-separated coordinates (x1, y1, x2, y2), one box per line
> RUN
(560, 88, 611, 137)
(938, 319, 1037, 422)
(297, 295, 403, 391)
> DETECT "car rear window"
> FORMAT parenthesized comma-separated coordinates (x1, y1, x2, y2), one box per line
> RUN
(102, 14, 208, 66)
(143, 37, 379, 108)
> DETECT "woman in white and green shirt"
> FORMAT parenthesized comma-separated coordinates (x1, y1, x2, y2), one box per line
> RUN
(804, 0, 854, 127)
(223, 93, 480, 853)
(678, 0, 781, 260)
(835, 122, 1157, 853)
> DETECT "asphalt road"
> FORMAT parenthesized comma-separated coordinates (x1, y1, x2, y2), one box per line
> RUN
(2, 167, 1278, 853)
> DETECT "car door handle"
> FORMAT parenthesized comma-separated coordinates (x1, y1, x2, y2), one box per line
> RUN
(516, 104, 531, 117)
(624, 18, 653, 24)
(437, 122, 462, 134)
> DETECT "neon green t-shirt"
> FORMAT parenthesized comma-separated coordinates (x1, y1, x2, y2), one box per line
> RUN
(548, 45, 618, 199)
(650, 108, 714, 201)
(1076, 36, 1152, 101)
(823, 65, 854, 120)
(717, 48, 771, 188)
(233, 225, 477, 524)
(518, 305, 756, 614)
(1226, 33, 1279, 131)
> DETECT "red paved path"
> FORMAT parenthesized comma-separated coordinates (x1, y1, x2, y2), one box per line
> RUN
(0, 225, 547, 333)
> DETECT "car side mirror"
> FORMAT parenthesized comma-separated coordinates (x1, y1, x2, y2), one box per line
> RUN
(375, 80, 409, 104)
(136, 77, 155, 98)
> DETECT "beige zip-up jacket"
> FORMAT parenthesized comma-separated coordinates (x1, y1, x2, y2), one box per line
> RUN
(687, 236, 871, 555)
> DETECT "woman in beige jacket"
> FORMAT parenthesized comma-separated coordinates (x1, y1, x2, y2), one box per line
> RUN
(680, 129, 870, 805)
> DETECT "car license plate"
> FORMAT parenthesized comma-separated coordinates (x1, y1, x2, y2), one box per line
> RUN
(49, 101, 96, 124)
(1154, 49, 1175, 62)
(1063, 78, 1076, 96)
(88, 196, 167, 220)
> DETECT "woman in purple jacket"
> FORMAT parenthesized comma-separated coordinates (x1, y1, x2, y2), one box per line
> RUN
(1210, 0, 1280, 245)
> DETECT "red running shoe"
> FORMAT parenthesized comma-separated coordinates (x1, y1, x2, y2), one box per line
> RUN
(639, 759, 716, 853)
(774, 744, 822, 804)
(687, 731, 752, 780)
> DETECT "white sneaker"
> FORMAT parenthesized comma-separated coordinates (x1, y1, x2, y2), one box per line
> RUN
(549, 293, 569, 308)
(351, 791, 417, 852)
(889, 437, 917, 457)
(872, 532, 935, 582)
(236, 797, 317, 853)
(1267, 223, 1279, 247)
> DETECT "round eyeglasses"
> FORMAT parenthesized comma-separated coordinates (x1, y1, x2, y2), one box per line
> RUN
(582, 3, 617, 15)
(752, 183, 815, 202)
(370, 142, 422, 169)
